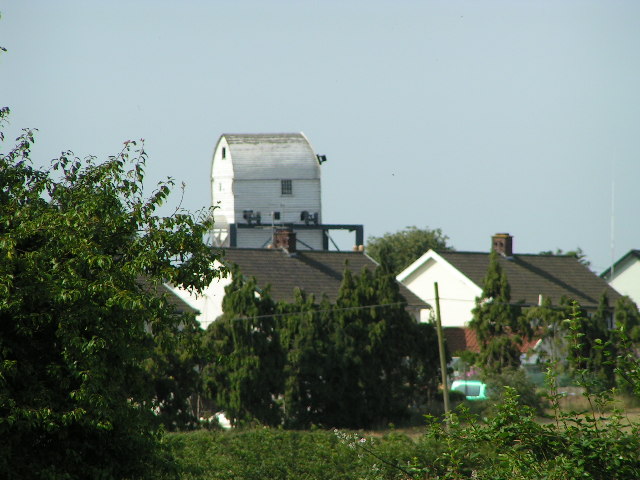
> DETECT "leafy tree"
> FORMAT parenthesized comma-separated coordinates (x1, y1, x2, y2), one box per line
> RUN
(202, 271, 284, 426)
(143, 311, 205, 431)
(614, 295, 640, 344)
(366, 226, 453, 275)
(469, 251, 530, 374)
(0, 112, 224, 479)
(524, 296, 574, 368)
(567, 294, 616, 392)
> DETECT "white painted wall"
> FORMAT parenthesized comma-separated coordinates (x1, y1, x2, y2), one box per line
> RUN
(609, 259, 640, 307)
(211, 136, 234, 223)
(398, 252, 482, 327)
(168, 267, 232, 330)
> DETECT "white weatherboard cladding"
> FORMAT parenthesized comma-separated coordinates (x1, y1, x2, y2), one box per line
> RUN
(233, 179, 320, 224)
(211, 137, 235, 227)
(400, 255, 481, 327)
(210, 132, 324, 249)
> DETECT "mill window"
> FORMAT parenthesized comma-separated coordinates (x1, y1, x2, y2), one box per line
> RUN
(281, 179, 292, 195)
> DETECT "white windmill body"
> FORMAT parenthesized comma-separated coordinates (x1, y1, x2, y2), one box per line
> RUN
(210, 133, 324, 249)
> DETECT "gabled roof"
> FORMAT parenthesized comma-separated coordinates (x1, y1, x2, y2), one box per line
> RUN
(600, 249, 640, 280)
(444, 327, 540, 355)
(219, 248, 427, 308)
(219, 133, 320, 180)
(401, 250, 620, 309)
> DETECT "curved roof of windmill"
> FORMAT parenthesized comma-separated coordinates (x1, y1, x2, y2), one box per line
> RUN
(218, 133, 321, 180)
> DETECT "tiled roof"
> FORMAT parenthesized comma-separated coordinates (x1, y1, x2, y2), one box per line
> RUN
(220, 248, 427, 307)
(438, 252, 621, 309)
(444, 327, 480, 354)
(444, 327, 540, 355)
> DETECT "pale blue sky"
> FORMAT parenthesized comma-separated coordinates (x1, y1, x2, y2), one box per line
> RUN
(2, 1, 639, 273)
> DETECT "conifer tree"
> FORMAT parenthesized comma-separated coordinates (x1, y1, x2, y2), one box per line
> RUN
(469, 251, 529, 374)
(203, 262, 441, 429)
(568, 293, 616, 391)
(279, 291, 334, 428)
(203, 271, 283, 426)
(329, 264, 440, 428)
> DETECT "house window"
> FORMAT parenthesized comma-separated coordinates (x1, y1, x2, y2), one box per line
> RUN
(281, 179, 292, 195)
(222, 147, 226, 159)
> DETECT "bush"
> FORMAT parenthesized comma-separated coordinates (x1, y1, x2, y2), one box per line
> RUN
(166, 429, 422, 480)
(483, 367, 548, 415)
(413, 387, 640, 480)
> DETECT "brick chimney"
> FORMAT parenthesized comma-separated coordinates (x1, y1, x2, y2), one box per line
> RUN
(273, 228, 296, 253)
(491, 233, 513, 257)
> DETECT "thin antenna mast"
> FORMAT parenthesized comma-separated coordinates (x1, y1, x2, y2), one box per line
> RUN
(609, 163, 616, 277)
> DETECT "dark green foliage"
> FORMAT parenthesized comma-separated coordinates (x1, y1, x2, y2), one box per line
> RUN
(469, 251, 530, 374)
(166, 429, 425, 480)
(171, 305, 640, 480)
(482, 367, 547, 416)
(366, 225, 453, 275)
(615, 295, 640, 344)
(416, 386, 640, 480)
(321, 265, 440, 428)
(144, 313, 205, 431)
(202, 271, 284, 426)
(0, 113, 224, 479)
(204, 263, 441, 429)
(524, 296, 574, 367)
(567, 295, 617, 392)
(279, 291, 337, 428)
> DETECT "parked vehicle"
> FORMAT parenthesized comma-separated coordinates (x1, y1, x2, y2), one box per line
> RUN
(450, 380, 488, 401)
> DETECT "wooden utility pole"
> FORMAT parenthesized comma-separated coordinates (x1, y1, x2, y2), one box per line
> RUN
(434, 282, 450, 428)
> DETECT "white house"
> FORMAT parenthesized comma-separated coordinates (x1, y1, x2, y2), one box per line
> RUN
(397, 233, 621, 328)
(601, 250, 640, 307)
(210, 133, 324, 250)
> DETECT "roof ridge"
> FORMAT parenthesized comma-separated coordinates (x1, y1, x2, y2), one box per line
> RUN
(439, 251, 581, 258)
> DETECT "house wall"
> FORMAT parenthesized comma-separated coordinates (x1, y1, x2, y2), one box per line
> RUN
(400, 256, 481, 327)
(609, 258, 640, 307)
(168, 267, 231, 330)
